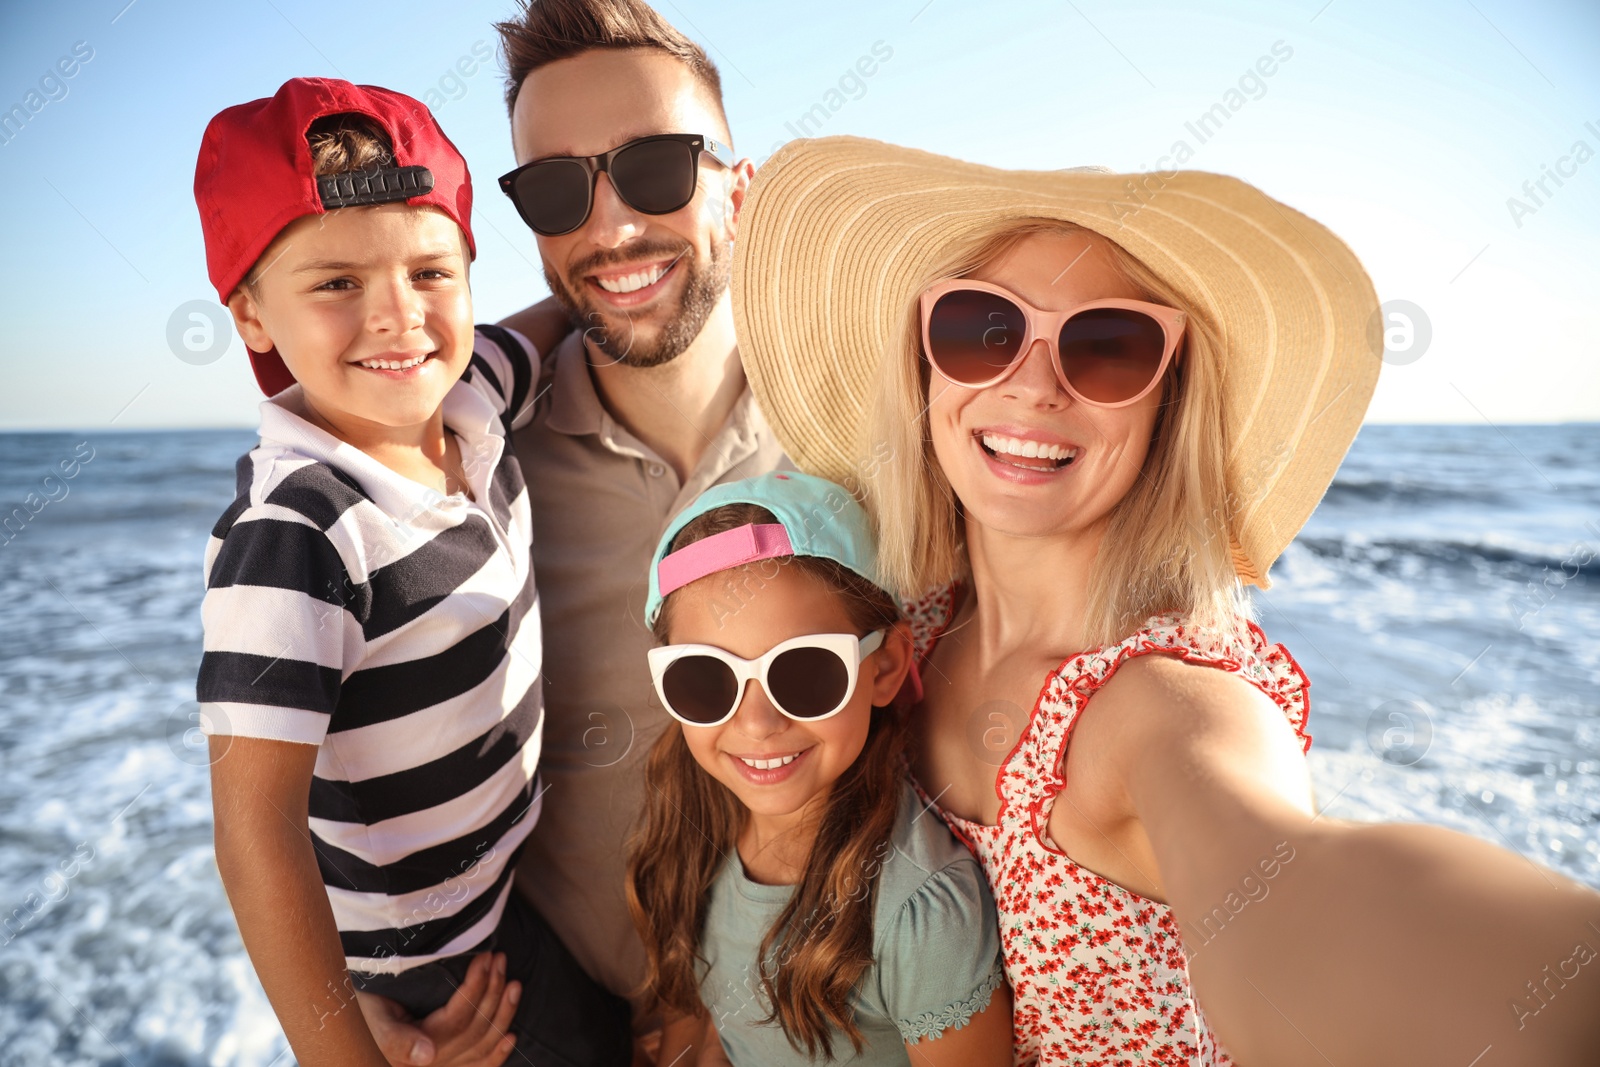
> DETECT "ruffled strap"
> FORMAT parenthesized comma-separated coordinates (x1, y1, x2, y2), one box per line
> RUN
(1003, 614, 1312, 832)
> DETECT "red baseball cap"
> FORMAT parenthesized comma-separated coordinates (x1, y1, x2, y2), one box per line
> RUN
(194, 77, 476, 396)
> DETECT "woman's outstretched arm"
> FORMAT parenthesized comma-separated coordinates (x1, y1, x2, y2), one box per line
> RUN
(1105, 654, 1600, 1065)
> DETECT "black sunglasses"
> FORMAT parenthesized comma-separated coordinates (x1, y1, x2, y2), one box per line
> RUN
(497, 133, 734, 237)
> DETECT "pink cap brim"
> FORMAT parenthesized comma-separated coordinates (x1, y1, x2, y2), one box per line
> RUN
(658, 523, 794, 598)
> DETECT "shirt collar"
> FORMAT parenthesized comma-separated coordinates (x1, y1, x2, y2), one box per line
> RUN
(544, 332, 604, 438)
(256, 376, 504, 518)
(543, 331, 771, 454)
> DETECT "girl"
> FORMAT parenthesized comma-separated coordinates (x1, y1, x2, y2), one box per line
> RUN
(626, 471, 1012, 1066)
(729, 136, 1600, 1065)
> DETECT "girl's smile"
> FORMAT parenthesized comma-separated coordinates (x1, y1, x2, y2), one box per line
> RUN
(726, 744, 813, 785)
(664, 565, 877, 829)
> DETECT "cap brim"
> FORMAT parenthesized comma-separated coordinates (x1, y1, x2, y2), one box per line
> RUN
(248, 347, 296, 397)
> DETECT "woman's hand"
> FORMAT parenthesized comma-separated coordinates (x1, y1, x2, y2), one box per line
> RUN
(356, 952, 520, 1067)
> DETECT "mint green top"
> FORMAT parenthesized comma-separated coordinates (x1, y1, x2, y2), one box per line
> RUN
(698, 779, 1006, 1064)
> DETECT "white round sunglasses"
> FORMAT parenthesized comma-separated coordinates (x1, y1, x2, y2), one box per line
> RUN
(647, 630, 886, 728)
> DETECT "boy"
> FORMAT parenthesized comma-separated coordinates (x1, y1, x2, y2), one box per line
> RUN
(193, 78, 629, 1066)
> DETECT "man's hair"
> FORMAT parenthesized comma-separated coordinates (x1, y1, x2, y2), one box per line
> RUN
(496, 0, 727, 125)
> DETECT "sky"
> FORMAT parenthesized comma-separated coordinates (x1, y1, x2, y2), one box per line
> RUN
(0, 0, 1596, 430)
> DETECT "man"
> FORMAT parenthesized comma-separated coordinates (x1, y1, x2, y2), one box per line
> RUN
(358, 2, 784, 1063)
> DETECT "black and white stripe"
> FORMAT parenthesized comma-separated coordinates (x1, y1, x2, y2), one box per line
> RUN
(198, 327, 545, 975)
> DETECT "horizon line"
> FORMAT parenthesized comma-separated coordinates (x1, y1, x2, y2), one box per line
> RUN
(1, 419, 1598, 436)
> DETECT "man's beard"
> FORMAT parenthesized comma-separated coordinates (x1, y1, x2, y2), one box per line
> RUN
(545, 236, 732, 369)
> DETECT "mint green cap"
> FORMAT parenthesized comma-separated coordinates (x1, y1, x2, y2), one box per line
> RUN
(645, 471, 882, 628)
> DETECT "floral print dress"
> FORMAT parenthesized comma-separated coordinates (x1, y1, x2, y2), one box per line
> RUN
(905, 588, 1312, 1066)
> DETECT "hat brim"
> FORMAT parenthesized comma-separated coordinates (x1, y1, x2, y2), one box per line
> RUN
(731, 136, 1381, 586)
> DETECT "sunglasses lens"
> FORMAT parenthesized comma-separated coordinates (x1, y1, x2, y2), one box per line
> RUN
(512, 159, 592, 235)
(1057, 309, 1169, 404)
(926, 289, 1028, 384)
(662, 655, 740, 725)
(611, 139, 698, 215)
(767, 646, 850, 719)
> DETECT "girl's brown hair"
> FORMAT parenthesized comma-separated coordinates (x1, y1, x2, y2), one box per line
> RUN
(625, 503, 905, 1058)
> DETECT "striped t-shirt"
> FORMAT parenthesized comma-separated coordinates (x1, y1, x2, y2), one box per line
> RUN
(198, 325, 544, 976)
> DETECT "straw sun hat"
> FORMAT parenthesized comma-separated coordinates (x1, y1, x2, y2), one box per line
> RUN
(730, 136, 1382, 587)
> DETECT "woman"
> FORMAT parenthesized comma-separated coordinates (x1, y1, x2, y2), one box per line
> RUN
(730, 136, 1600, 1065)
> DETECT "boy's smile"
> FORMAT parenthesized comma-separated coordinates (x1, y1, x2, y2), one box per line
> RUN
(229, 203, 474, 439)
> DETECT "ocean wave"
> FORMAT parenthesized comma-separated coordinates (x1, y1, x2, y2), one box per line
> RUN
(6, 497, 228, 526)
(1320, 478, 1510, 508)
(1293, 535, 1600, 580)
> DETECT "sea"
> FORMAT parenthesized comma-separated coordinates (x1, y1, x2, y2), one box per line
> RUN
(0, 423, 1596, 1065)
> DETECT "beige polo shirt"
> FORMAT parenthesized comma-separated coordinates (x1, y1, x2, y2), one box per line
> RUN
(511, 332, 787, 1010)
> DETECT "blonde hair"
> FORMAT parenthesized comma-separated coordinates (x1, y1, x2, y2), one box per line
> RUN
(860, 218, 1248, 646)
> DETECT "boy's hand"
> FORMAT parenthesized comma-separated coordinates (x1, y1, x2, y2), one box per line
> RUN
(357, 952, 520, 1067)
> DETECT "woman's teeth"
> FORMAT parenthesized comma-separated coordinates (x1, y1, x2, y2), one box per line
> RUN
(981, 433, 1078, 467)
(596, 264, 668, 294)
(358, 353, 428, 370)
(738, 754, 798, 770)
